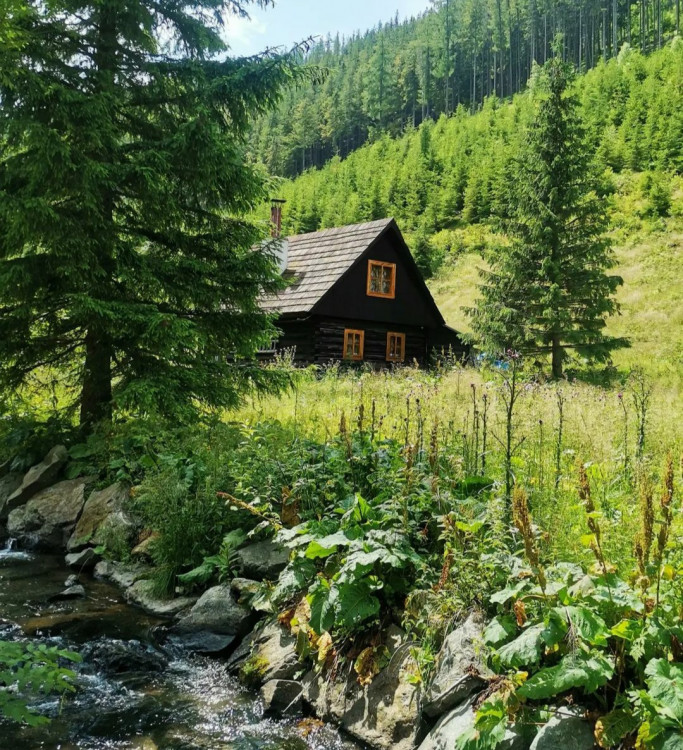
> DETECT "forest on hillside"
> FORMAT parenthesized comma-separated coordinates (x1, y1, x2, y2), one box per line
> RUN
(252, 0, 682, 177)
(267, 41, 682, 276)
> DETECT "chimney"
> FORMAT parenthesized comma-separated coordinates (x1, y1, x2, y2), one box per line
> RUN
(270, 199, 285, 238)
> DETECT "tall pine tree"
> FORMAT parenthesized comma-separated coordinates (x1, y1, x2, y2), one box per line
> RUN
(0, 0, 305, 428)
(469, 51, 627, 377)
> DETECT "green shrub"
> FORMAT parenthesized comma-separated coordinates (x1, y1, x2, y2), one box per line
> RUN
(0, 641, 80, 725)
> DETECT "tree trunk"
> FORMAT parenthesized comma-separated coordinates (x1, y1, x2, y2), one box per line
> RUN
(80, 330, 113, 428)
(551, 335, 563, 379)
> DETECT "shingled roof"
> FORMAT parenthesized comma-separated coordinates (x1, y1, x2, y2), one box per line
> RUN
(261, 218, 394, 315)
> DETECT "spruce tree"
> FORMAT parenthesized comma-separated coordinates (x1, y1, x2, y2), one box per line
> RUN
(468, 53, 627, 377)
(0, 1, 305, 428)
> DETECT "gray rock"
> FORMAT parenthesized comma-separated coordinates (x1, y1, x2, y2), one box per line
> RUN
(0, 459, 11, 478)
(81, 638, 167, 674)
(4, 446, 68, 515)
(94, 560, 151, 589)
(0, 472, 23, 521)
(64, 574, 79, 588)
(67, 483, 132, 552)
(169, 631, 236, 655)
(227, 621, 300, 686)
(124, 579, 196, 619)
(173, 584, 254, 636)
(230, 577, 261, 605)
(226, 637, 253, 674)
(303, 625, 422, 750)
(7, 478, 90, 551)
(418, 698, 528, 750)
(248, 621, 300, 682)
(49, 584, 86, 601)
(131, 532, 159, 562)
(529, 707, 594, 750)
(234, 540, 289, 580)
(260, 679, 304, 716)
(65, 547, 99, 571)
(423, 610, 491, 718)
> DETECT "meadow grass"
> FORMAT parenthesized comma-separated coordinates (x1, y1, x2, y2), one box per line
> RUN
(234, 362, 681, 569)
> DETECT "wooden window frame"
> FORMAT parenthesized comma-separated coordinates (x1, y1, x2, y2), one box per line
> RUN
(343, 329, 365, 361)
(366, 260, 396, 299)
(386, 331, 406, 363)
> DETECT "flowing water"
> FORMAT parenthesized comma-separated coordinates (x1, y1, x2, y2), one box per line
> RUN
(0, 541, 361, 750)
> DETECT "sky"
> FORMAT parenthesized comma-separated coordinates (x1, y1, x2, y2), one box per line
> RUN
(225, 0, 432, 57)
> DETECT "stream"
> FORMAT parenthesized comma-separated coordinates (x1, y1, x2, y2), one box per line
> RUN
(0, 540, 361, 750)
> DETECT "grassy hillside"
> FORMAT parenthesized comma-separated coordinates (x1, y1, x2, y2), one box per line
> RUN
(429, 171, 683, 392)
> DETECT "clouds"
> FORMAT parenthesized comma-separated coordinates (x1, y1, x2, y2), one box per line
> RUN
(224, 11, 268, 55)
(224, 1, 431, 58)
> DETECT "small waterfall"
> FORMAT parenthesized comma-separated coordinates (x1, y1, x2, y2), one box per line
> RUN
(0, 536, 31, 560)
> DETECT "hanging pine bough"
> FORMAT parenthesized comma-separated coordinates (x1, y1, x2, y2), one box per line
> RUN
(0, 0, 314, 429)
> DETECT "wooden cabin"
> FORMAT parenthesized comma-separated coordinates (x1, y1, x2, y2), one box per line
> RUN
(260, 217, 468, 367)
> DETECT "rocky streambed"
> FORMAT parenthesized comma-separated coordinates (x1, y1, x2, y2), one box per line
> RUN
(0, 540, 361, 750)
(1, 446, 597, 750)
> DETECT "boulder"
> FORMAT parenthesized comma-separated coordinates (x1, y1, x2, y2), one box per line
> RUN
(80, 637, 167, 674)
(423, 610, 491, 718)
(169, 631, 236, 655)
(233, 539, 290, 581)
(529, 707, 594, 750)
(64, 574, 79, 588)
(260, 679, 304, 716)
(0, 459, 11, 478)
(418, 698, 529, 750)
(230, 577, 261, 605)
(243, 621, 300, 684)
(94, 560, 151, 590)
(4, 446, 68, 515)
(49, 584, 86, 601)
(303, 625, 422, 750)
(7, 478, 90, 551)
(131, 532, 160, 562)
(124, 579, 196, 619)
(0, 472, 23, 521)
(67, 482, 133, 552)
(173, 584, 254, 636)
(65, 547, 100, 571)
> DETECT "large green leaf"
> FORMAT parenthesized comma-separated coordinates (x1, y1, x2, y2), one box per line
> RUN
(177, 560, 216, 586)
(305, 531, 352, 559)
(652, 731, 683, 750)
(484, 615, 518, 647)
(309, 579, 336, 635)
(563, 606, 609, 647)
(490, 581, 527, 605)
(272, 556, 317, 601)
(542, 609, 568, 648)
(645, 659, 683, 723)
(497, 624, 545, 668)
(595, 709, 639, 749)
(336, 580, 380, 631)
(518, 650, 614, 700)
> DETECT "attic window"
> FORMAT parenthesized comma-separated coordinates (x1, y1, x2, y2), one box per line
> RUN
(386, 332, 405, 363)
(343, 329, 364, 361)
(367, 260, 396, 299)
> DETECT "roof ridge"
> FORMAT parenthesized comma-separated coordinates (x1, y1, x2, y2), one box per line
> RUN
(286, 217, 394, 242)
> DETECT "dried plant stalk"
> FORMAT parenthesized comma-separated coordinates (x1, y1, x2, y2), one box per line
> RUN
(512, 486, 546, 593)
